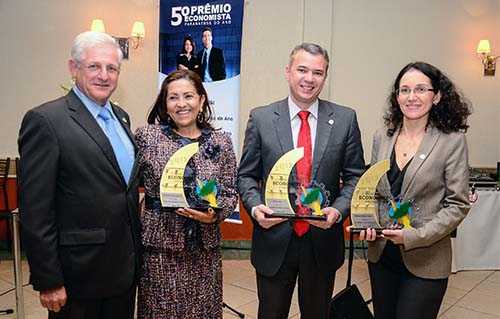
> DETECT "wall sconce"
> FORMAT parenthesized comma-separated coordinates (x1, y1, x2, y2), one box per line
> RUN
(90, 19, 146, 60)
(90, 19, 106, 33)
(477, 39, 498, 76)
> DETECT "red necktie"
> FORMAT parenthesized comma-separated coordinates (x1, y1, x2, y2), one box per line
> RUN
(294, 110, 312, 236)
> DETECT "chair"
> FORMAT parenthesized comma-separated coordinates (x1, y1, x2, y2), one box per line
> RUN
(0, 157, 12, 252)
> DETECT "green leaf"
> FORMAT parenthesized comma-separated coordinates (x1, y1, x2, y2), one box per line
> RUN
(303, 188, 320, 204)
(60, 84, 71, 94)
(198, 180, 215, 196)
(391, 201, 411, 218)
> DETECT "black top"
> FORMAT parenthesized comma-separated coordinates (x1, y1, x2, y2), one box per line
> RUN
(176, 53, 199, 71)
(387, 147, 412, 197)
(380, 147, 414, 270)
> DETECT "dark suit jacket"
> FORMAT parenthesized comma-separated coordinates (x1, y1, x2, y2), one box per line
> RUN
(197, 47, 226, 81)
(18, 90, 141, 300)
(238, 98, 365, 277)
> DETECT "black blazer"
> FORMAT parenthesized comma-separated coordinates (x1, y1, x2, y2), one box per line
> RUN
(238, 99, 365, 276)
(196, 46, 226, 81)
(18, 90, 141, 300)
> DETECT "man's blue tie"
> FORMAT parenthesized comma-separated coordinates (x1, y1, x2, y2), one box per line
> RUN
(98, 107, 132, 184)
(203, 49, 208, 66)
(203, 49, 211, 82)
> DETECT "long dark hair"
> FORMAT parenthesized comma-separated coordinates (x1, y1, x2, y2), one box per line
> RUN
(384, 61, 472, 136)
(182, 35, 196, 55)
(147, 70, 215, 130)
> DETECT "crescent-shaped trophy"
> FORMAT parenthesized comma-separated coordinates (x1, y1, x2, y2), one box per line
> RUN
(160, 142, 199, 208)
(264, 148, 327, 220)
(265, 147, 304, 217)
(350, 159, 390, 233)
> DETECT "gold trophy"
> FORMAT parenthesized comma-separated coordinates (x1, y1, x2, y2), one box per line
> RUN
(350, 159, 418, 233)
(160, 142, 221, 212)
(160, 143, 198, 208)
(265, 148, 327, 220)
(349, 160, 389, 233)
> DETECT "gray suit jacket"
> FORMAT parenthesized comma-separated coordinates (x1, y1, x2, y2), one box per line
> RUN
(368, 126, 470, 279)
(18, 90, 142, 299)
(238, 98, 365, 276)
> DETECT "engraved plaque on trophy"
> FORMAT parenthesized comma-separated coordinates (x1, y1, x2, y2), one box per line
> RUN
(264, 147, 327, 220)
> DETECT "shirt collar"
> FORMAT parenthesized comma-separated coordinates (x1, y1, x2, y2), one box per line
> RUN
(72, 85, 114, 120)
(288, 97, 318, 121)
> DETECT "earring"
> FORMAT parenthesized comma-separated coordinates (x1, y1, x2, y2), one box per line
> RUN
(166, 114, 173, 125)
(197, 112, 204, 123)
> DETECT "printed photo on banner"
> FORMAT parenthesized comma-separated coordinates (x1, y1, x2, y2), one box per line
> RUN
(159, 0, 244, 221)
(159, 0, 243, 148)
(159, 0, 243, 81)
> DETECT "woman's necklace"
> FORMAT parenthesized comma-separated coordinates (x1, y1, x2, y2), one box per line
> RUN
(397, 130, 425, 159)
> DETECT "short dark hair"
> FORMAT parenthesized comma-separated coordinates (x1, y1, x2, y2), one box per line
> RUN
(289, 43, 329, 73)
(202, 27, 212, 36)
(147, 70, 215, 131)
(385, 61, 472, 136)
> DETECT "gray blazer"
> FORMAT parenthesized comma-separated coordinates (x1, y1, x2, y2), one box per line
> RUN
(238, 98, 365, 276)
(368, 126, 470, 279)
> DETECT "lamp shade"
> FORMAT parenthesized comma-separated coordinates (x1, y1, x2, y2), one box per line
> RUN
(131, 21, 145, 37)
(90, 19, 106, 33)
(477, 39, 491, 54)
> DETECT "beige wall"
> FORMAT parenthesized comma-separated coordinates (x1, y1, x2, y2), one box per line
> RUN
(1, 0, 499, 167)
(330, 0, 500, 167)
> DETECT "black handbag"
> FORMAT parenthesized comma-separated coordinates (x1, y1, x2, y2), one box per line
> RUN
(330, 232, 374, 319)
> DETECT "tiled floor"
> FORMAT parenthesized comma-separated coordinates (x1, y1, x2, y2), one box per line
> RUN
(0, 259, 498, 318)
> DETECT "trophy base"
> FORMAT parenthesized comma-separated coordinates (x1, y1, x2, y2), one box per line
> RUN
(349, 227, 385, 235)
(267, 213, 327, 220)
(162, 206, 223, 214)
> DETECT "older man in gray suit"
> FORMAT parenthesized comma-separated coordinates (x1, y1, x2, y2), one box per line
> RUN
(238, 43, 365, 319)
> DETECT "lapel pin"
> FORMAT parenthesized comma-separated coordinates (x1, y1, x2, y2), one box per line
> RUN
(122, 117, 128, 123)
(419, 154, 426, 160)
(328, 119, 334, 125)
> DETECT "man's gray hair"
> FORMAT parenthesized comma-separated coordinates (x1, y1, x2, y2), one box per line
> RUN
(71, 31, 123, 66)
(288, 43, 329, 71)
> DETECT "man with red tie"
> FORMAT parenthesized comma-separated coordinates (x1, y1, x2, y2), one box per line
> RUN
(238, 43, 365, 318)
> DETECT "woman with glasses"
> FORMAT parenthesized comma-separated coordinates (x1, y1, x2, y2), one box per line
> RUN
(357, 61, 472, 318)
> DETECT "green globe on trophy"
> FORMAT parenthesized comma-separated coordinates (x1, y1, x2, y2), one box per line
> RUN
(196, 178, 218, 208)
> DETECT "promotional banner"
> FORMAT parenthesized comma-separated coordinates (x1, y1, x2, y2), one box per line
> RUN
(159, 0, 244, 221)
(159, 0, 243, 151)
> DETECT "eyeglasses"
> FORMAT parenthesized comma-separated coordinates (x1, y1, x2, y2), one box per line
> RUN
(80, 63, 120, 75)
(396, 86, 435, 96)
